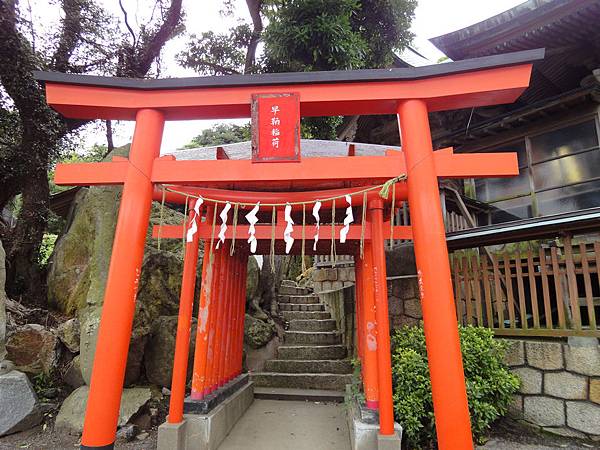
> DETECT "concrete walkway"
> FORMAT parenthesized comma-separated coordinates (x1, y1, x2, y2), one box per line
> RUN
(218, 399, 351, 450)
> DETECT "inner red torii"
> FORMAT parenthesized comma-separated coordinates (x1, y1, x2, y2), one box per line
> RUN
(36, 47, 543, 450)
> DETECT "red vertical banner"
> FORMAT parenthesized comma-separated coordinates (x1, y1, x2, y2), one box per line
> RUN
(251, 93, 301, 162)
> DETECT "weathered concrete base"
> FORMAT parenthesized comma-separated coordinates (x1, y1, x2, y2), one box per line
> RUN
(157, 420, 186, 450)
(376, 433, 402, 450)
(346, 387, 402, 450)
(157, 381, 254, 450)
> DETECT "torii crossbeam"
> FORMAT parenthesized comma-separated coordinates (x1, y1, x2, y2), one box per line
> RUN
(36, 47, 543, 450)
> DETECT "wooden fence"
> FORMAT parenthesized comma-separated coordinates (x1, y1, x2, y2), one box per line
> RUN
(451, 237, 600, 337)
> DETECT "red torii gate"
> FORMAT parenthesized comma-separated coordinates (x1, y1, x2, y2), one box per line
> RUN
(36, 47, 542, 450)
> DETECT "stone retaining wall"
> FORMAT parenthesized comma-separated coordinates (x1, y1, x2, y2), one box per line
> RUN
(317, 285, 357, 357)
(504, 337, 600, 439)
(312, 266, 355, 294)
(386, 275, 600, 440)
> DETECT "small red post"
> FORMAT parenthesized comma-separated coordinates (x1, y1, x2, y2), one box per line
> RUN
(354, 256, 364, 363)
(211, 248, 229, 390)
(219, 255, 235, 386)
(360, 240, 380, 410)
(398, 99, 473, 449)
(236, 254, 249, 375)
(81, 109, 164, 449)
(168, 200, 202, 423)
(369, 199, 395, 435)
(190, 227, 215, 398)
(205, 247, 223, 394)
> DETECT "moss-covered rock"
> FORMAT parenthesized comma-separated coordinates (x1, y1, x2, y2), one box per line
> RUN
(246, 256, 260, 303)
(46, 146, 193, 386)
(0, 240, 7, 362)
(244, 314, 275, 349)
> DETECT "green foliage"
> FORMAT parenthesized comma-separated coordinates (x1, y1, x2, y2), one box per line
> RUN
(348, 357, 366, 403)
(182, 123, 251, 149)
(38, 233, 58, 268)
(178, 25, 253, 75)
(391, 325, 520, 448)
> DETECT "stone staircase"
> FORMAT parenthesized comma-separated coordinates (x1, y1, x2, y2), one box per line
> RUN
(251, 281, 352, 399)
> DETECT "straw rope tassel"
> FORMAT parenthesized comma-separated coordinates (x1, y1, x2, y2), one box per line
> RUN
(182, 195, 189, 256)
(158, 186, 166, 250)
(270, 206, 276, 273)
(389, 182, 396, 250)
(360, 191, 367, 259)
(330, 199, 337, 266)
(301, 204, 307, 273)
(230, 203, 239, 256)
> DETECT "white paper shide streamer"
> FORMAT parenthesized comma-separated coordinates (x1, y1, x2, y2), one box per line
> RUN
(283, 203, 294, 254)
(312, 201, 322, 251)
(245, 202, 260, 254)
(216, 202, 232, 249)
(186, 196, 204, 243)
(339, 195, 353, 243)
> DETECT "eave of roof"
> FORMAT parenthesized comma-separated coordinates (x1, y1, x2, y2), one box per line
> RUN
(430, 0, 595, 60)
(33, 49, 543, 91)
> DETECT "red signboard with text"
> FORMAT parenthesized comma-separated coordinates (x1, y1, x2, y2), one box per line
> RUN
(251, 93, 301, 163)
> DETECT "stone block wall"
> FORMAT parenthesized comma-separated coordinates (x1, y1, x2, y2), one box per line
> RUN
(317, 285, 357, 357)
(504, 337, 600, 439)
(387, 276, 422, 329)
(312, 265, 355, 293)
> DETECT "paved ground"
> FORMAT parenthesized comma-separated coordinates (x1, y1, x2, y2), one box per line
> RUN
(218, 399, 351, 450)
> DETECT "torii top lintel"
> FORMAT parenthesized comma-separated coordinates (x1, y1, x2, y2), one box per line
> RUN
(34, 49, 544, 121)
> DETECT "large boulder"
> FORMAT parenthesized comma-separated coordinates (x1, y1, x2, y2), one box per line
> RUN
(0, 370, 43, 436)
(0, 240, 7, 362)
(144, 315, 197, 388)
(244, 314, 275, 349)
(47, 146, 190, 386)
(55, 385, 152, 434)
(6, 324, 59, 375)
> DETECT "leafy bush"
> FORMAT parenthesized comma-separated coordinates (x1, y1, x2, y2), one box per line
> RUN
(391, 325, 519, 448)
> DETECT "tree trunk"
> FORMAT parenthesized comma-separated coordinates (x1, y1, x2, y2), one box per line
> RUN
(6, 163, 50, 305)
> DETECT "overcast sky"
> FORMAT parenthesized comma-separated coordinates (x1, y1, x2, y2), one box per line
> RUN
(84, 0, 525, 152)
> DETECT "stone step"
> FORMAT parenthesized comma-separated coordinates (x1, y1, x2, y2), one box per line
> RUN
(284, 331, 341, 345)
(277, 294, 320, 304)
(278, 303, 324, 312)
(254, 387, 345, 403)
(288, 319, 337, 332)
(264, 359, 353, 374)
(281, 280, 297, 287)
(277, 345, 347, 360)
(279, 285, 313, 296)
(282, 311, 331, 321)
(250, 372, 352, 391)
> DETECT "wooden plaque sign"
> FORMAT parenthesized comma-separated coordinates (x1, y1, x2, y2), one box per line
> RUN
(251, 93, 301, 162)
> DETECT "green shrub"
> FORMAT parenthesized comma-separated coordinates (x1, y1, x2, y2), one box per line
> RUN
(391, 325, 519, 448)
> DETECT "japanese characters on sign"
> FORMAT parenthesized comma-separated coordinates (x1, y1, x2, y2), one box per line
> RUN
(251, 93, 301, 162)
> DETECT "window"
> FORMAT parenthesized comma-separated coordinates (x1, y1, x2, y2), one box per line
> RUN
(473, 117, 600, 224)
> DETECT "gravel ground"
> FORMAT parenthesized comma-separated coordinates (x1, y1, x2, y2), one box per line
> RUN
(1, 411, 598, 450)
(0, 426, 158, 450)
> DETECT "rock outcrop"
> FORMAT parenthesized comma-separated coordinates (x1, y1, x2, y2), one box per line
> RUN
(56, 385, 153, 434)
(57, 318, 80, 353)
(244, 314, 275, 349)
(6, 324, 59, 375)
(0, 240, 7, 363)
(0, 370, 43, 436)
(46, 146, 192, 387)
(144, 315, 197, 388)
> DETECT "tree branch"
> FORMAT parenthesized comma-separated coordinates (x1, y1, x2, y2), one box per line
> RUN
(52, 0, 84, 72)
(118, 0, 136, 46)
(133, 0, 183, 77)
(244, 0, 263, 74)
